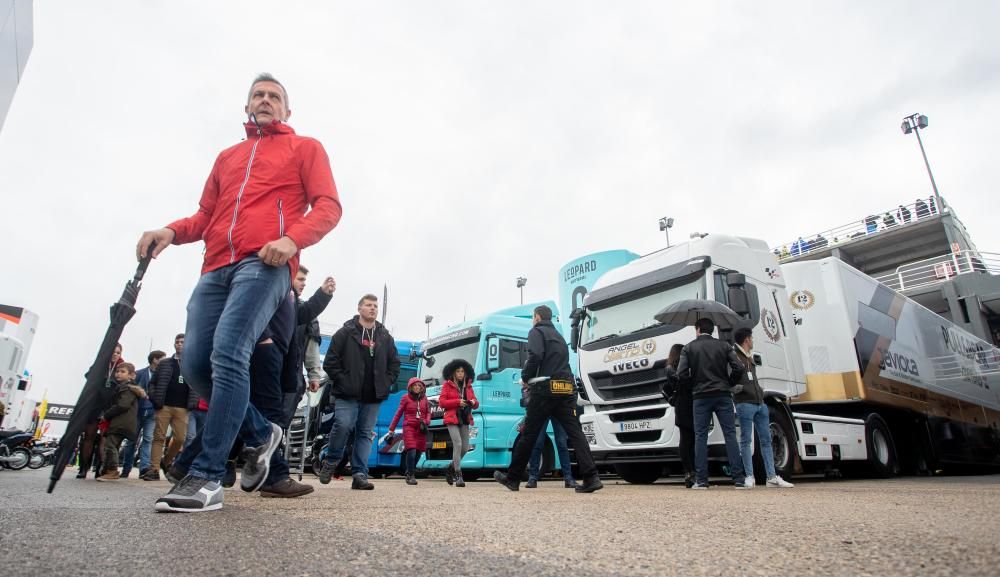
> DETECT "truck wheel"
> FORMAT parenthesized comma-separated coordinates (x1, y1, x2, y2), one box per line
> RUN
(761, 405, 796, 481)
(865, 413, 898, 478)
(615, 463, 662, 484)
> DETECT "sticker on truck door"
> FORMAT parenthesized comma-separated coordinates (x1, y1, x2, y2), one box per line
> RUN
(762, 308, 781, 342)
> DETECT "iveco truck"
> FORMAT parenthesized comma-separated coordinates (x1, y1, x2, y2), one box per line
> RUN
(572, 234, 1000, 483)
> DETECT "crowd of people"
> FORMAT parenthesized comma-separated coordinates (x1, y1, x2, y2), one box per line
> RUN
(74, 73, 792, 512)
(776, 196, 940, 259)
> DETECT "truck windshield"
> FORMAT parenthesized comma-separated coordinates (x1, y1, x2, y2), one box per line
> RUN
(419, 338, 479, 384)
(582, 276, 706, 345)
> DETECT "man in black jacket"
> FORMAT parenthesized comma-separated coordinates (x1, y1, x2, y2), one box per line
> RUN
(676, 318, 748, 489)
(494, 305, 603, 493)
(144, 334, 198, 480)
(281, 265, 335, 426)
(733, 328, 793, 489)
(316, 294, 400, 489)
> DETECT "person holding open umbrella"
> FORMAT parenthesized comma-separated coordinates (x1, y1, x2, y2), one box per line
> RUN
(676, 318, 748, 490)
(135, 73, 342, 513)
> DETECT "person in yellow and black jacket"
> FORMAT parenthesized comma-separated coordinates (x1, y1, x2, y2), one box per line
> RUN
(494, 305, 603, 493)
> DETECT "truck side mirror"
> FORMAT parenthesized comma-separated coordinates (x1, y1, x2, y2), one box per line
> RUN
(570, 308, 584, 352)
(486, 336, 500, 372)
(728, 288, 751, 316)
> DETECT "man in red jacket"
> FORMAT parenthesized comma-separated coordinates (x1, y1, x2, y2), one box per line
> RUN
(136, 73, 342, 513)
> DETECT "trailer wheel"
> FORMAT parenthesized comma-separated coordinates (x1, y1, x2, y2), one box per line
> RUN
(615, 462, 662, 484)
(760, 405, 796, 482)
(865, 413, 898, 478)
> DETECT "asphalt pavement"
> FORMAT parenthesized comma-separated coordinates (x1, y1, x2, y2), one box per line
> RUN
(1, 468, 998, 577)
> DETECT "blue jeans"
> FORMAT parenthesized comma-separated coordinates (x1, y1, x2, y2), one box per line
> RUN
(184, 410, 208, 449)
(323, 398, 381, 478)
(527, 418, 574, 482)
(120, 409, 155, 475)
(736, 402, 776, 480)
(693, 395, 745, 486)
(180, 256, 290, 481)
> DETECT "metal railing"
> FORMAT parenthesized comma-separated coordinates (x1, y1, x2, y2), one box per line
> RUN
(872, 251, 1000, 292)
(772, 197, 947, 261)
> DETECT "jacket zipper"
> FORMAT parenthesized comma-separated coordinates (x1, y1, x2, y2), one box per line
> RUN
(228, 130, 262, 263)
(277, 199, 284, 237)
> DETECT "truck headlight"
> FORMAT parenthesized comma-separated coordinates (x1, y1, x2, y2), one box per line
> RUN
(468, 426, 479, 440)
(581, 423, 594, 435)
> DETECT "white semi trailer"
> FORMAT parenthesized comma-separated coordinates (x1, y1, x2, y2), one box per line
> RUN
(571, 234, 1000, 483)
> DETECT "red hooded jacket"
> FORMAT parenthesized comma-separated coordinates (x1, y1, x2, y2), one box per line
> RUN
(166, 121, 342, 279)
(439, 379, 480, 426)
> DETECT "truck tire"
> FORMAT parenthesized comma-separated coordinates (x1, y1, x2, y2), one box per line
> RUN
(865, 413, 898, 478)
(615, 462, 662, 484)
(756, 404, 795, 482)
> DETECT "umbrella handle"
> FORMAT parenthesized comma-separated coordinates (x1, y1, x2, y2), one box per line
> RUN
(134, 243, 156, 282)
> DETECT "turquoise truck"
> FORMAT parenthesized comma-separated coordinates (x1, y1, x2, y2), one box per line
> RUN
(417, 302, 564, 480)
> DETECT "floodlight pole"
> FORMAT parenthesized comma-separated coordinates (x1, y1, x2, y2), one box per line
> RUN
(902, 113, 941, 205)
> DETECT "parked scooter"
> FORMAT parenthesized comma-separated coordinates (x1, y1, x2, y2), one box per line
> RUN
(0, 430, 34, 470)
(29, 443, 57, 469)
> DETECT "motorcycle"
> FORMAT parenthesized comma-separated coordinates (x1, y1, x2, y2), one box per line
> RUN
(0, 430, 34, 470)
(29, 443, 57, 469)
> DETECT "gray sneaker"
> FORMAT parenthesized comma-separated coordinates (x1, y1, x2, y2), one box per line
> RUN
(240, 423, 284, 493)
(154, 475, 223, 513)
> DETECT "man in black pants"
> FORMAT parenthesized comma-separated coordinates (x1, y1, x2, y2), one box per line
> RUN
(677, 318, 747, 490)
(494, 305, 603, 493)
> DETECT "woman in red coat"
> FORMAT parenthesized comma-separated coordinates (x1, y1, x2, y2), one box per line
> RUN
(389, 377, 431, 485)
(438, 359, 479, 487)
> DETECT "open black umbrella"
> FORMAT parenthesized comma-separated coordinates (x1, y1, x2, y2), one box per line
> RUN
(48, 251, 153, 493)
(653, 299, 743, 330)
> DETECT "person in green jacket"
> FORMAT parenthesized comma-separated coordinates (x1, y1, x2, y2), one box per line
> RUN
(97, 363, 147, 481)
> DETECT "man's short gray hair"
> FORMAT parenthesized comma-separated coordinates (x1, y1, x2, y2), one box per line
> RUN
(247, 73, 289, 108)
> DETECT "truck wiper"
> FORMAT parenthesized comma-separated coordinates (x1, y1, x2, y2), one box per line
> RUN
(626, 323, 662, 336)
(585, 333, 622, 345)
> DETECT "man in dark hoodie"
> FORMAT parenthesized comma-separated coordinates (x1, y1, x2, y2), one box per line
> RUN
(282, 265, 336, 426)
(494, 305, 603, 493)
(317, 294, 400, 489)
(676, 318, 747, 490)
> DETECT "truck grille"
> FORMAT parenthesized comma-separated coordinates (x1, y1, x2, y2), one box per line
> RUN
(588, 361, 667, 401)
(426, 427, 452, 460)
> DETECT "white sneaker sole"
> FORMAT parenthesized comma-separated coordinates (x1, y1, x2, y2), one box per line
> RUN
(154, 501, 223, 513)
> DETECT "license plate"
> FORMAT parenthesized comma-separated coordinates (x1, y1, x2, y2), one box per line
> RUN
(619, 419, 654, 432)
(432, 441, 447, 449)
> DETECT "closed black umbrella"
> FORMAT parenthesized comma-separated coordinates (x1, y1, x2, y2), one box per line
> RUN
(653, 299, 742, 330)
(48, 251, 153, 493)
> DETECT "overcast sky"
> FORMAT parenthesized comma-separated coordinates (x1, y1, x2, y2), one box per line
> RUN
(2, 1, 998, 408)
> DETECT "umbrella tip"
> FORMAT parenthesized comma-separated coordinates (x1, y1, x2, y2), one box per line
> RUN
(47, 479, 57, 494)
